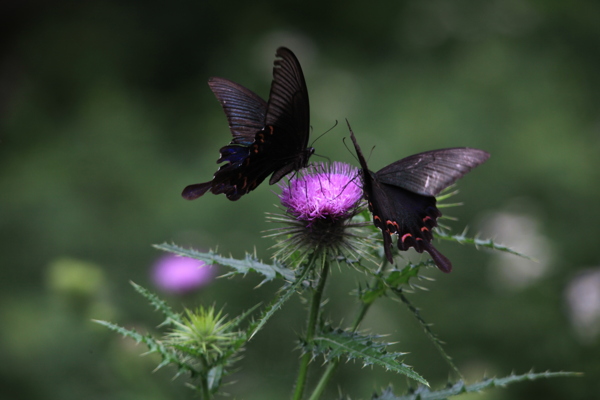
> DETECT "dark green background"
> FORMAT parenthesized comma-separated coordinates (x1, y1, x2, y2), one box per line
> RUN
(1, 1, 598, 399)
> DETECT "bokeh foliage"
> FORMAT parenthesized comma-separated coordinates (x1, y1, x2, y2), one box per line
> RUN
(1, 1, 599, 399)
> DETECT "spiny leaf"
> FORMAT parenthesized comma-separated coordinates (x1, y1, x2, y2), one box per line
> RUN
(434, 230, 534, 260)
(392, 289, 461, 379)
(371, 371, 581, 400)
(247, 262, 312, 339)
(358, 279, 387, 305)
(130, 281, 182, 325)
(303, 326, 428, 386)
(153, 243, 296, 284)
(384, 261, 431, 288)
(228, 303, 261, 331)
(359, 260, 430, 305)
(92, 319, 200, 377)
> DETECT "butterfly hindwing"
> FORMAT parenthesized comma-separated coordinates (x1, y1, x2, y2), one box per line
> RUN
(182, 47, 313, 201)
(367, 178, 452, 272)
(349, 125, 488, 272)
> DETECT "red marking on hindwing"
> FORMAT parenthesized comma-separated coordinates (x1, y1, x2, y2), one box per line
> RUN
(401, 233, 412, 243)
(386, 220, 400, 232)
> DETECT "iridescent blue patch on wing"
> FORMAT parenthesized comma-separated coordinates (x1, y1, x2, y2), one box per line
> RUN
(217, 145, 250, 166)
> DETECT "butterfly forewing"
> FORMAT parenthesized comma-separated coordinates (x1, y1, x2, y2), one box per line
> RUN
(375, 148, 490, 197)
(266, 47, 310, 140)
(264, 47, 312, 184)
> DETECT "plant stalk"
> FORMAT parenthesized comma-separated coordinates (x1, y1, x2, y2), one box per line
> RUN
(307, 262, 387, 400)
(199, 356, 211, 400)
(292, 253, 329, 400)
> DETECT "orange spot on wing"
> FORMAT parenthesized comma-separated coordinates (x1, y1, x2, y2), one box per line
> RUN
(386, 220, 399, 232)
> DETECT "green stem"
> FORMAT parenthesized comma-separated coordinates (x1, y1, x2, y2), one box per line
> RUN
(199, 357, 211, 400)
(306, 363, 335, 400)
(200, 375, 211, 400)
(307, 300, 372, 400)
(307, 262, 388, 400)
(292, 253, 329, 400)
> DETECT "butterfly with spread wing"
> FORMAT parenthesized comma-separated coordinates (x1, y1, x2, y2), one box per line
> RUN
(348, 124, 489, 272)
(182, 47, 313, 201)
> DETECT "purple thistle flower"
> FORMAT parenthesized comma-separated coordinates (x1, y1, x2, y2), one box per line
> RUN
(269, 162, 371, 261)
(280, 162, 363, 222)
(152, 254, 214, 294)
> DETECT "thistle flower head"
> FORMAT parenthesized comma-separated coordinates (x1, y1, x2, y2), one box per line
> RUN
(280, 162, 363, 222)
(267, 162, 373, 262)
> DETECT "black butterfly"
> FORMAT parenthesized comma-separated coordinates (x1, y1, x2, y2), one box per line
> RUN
(349, 125, 490, 273)
(182, 47, 313, 201)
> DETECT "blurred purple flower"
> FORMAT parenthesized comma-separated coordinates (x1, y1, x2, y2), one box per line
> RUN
(280, 162, 362, 222)
(152, 254, 214, 293)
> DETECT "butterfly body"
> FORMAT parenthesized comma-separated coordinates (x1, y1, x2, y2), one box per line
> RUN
(349, 127, 489, 272)
(183, 47, 312, 201)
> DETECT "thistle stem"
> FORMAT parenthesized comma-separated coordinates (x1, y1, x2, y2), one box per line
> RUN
(200, 375, 211, 400)
(292, 252, 329, 400)
(307, 300, 373, 400)
(199, 357, 211, 400)
(307, 262, 387, 400)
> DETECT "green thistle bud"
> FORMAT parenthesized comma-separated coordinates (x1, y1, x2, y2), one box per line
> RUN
(165, 306, 242, 365)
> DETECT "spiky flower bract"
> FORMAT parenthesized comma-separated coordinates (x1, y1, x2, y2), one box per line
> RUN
(165, 306, 242, 366)
(267, 162, 373, 262)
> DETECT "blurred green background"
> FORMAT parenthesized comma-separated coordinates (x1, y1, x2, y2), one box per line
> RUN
(2, 1, 599, 399)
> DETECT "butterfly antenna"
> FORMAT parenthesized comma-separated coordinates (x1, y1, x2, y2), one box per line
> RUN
(311, 120, 339, 162)
(310, 120, 338, 148)
(343, 119, 371, 192)
(312, 153, 332, 163)
(343, 119, 375, 164)
(342, 136, 354, 159)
